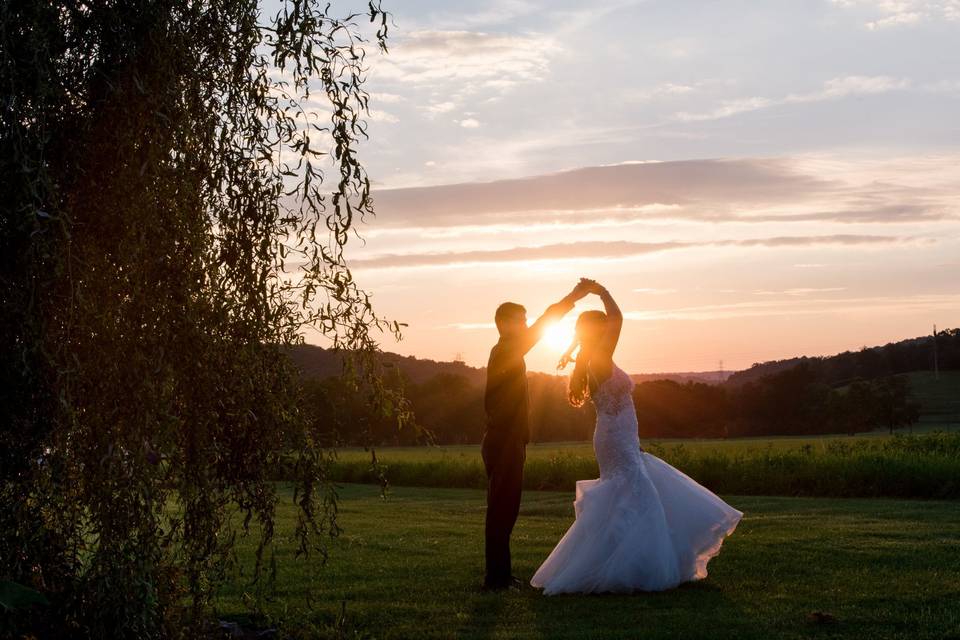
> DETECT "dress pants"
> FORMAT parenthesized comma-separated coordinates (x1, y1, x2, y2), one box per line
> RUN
(481, 432, 526, 586)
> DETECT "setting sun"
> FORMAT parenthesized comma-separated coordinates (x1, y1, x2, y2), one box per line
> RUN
(543, 320, 576, 354)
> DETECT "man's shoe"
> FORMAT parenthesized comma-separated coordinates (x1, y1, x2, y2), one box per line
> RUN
(480, 578, 509, 592)
(481, 575, 526, 592)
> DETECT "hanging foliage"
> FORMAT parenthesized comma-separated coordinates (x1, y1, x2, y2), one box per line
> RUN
(0, 1, 405, 637)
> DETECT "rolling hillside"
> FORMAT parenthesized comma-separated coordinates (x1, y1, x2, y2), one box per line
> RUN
(289, 333, 958, 425)
(725, 328, 959, 388)
(287, 344, 730, 386)
(286, 344, 485, 386)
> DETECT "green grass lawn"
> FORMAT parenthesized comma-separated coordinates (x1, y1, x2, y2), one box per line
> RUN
(215, 484, 960, 639)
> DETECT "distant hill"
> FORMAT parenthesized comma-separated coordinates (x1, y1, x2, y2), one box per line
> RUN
(286, 344, 485, 386)
(290, 334, 959, 444)
(723, 357, 809, 386)
(725, 329, 959, 388)
(631, 371, 731, 385)
(290, 327, 959, 396)
(287, 344, 733, 387)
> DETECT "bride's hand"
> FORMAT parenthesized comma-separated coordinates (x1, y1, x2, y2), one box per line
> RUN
(583, 279, 604, 295)
(558, 340, 578, 370)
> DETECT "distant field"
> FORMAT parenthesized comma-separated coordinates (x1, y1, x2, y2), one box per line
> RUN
(215, 484, 960, 639)
(325, 431, 960, 499)
(317, 371, 958, 498)
(334, 431, 919, 464)
(336, 424, 960, 464)
(907, 370, 960, 423)
(333, 368, 958, 468)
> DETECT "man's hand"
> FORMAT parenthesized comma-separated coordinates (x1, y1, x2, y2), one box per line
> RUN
(576, 277, 606, 296)
(585, 280, 605, 295)
(570, 277, 597, 301)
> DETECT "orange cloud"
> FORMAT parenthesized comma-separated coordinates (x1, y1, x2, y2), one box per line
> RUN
(352, 235, 922, 269)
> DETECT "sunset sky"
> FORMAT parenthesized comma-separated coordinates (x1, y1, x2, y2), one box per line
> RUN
(308, 0, 960, 374)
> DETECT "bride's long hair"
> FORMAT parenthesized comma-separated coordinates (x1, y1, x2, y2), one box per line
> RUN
(563, 310, 608, 407)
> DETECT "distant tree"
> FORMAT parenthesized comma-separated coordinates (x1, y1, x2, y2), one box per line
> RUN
(875, 375, 922, 434)
(528, 373, 595, 442)
(408, 373, 485, 444)
(733, 362, 833, 436)
(633, 380, 730, 439)
(830, 379, 878, 435)
(1, 2, 403, 637)
(301, 369, 411, 447)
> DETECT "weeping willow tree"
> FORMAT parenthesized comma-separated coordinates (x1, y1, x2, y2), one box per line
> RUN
(1, 1, 404, 637)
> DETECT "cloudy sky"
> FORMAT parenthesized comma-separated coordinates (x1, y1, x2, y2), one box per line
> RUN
(310, 0, 960, 373)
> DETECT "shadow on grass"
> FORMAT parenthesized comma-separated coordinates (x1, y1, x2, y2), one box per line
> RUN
(526, 579, 754, 640)
(459, 589, 506, 640)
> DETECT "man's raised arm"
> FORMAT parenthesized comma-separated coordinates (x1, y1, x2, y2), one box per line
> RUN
(519, 280, 592, 354)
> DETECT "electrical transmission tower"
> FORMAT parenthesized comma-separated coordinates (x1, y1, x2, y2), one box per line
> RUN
(933, 325, 939, 381)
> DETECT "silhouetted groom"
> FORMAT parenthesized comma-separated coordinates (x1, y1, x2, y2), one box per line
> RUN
(482, 279, 592, 590)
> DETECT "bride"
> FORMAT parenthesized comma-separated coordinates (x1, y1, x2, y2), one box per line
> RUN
(530, 281, 742, 595)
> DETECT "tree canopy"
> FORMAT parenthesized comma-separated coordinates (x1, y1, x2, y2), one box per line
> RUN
(1, 1, 403, 637)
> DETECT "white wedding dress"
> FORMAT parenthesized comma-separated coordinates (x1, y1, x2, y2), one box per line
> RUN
(531, 363, 742, 595)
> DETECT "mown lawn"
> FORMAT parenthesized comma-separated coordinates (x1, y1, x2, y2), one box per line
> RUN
(215, 484, 960, 639)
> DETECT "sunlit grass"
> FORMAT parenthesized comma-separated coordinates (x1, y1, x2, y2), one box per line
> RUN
(215, 484, 960, 639)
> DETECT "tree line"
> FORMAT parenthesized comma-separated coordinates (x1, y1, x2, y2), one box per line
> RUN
(300, 329, 960, 446)
(302, 357, 935, 446)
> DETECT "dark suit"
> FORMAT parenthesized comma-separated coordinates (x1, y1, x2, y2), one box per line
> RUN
(482, 298, 574, 586)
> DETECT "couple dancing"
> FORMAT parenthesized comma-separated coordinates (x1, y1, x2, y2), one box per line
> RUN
(482, 279, 742, 594)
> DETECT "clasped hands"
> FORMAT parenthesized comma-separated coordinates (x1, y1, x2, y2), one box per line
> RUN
(557, 277, 607, 370)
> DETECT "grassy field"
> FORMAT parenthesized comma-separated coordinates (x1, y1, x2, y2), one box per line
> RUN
(333, 431, 926, 464)
(325, 430, 960, 499)
(908, 371, 960, 424)
(335, 424, 960, 466)
(215, 483, 960, 639)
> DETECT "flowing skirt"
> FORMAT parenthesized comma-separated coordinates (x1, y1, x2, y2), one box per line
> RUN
(530, 452, 742, 595)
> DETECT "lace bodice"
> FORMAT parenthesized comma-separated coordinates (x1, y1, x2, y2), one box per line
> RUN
(591, 364, 635, 416)
(590, 363, 643, 479)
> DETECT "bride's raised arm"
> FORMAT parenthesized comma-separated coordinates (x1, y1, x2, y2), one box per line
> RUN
(595, 285, 623, 356)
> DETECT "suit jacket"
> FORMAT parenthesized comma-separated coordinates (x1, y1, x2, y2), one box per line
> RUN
(484, 299, 574, 445)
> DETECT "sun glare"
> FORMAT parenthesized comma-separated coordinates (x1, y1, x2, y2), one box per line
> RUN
(543, 320, 575, 353)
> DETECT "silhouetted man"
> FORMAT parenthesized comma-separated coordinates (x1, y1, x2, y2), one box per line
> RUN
(482, 280, 591, 590)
